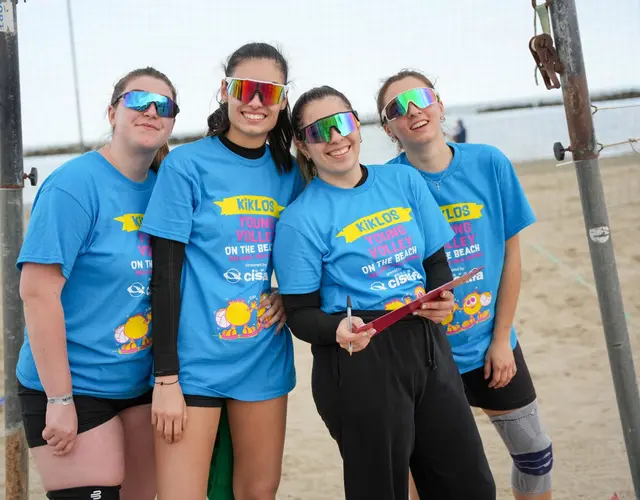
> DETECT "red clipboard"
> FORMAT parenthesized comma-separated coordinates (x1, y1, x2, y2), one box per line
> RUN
(356, 266, 484, 335)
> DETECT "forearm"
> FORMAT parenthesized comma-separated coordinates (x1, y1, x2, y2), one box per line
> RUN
(423, 246, 453, 291)
(493, 236, 522, 342)
(282, 292, 342, 346)
(23, 297, 72, 397)
(150, 236, 185, 377)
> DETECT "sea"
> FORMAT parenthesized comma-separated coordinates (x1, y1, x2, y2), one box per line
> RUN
(21, 98, 640, 206)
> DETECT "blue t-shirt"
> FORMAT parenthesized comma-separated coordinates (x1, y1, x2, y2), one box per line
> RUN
(16, 151, 156, 398)
(272, 165, 454, 316)
(387, 143, 536, 373)
(140, 136, 305, 401)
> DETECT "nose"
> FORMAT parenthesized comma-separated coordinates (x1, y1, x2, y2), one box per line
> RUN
(406, 102, 422, 117)
(143, 103, 159, 118)
(247, 92, 263, 108)
(328, 128, 343, 143)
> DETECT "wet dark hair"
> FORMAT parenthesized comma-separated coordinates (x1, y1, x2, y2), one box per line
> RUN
(110, 67, 177, 172)
(375, 69, 435, 126)
(206, 42, 294, 173)
(291, 86, 355, 181)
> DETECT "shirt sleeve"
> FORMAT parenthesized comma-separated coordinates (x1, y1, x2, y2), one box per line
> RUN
(494, 151, 536, 240)
(409, 170, 455, 259)
(17, 187, 92, 279)
(422, 246, 453, 291)
(273, 222, 323, 295)
(281, 290, 342, 346)
(150, 237, 185, 376)
(140, 162, 199, 244)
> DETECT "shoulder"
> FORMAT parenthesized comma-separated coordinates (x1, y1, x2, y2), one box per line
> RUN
(457, 143, 511, 169)
(368, 163, 424, 189)
(38, 152, 108, 205)
(385, 151, 410, 165)
(159, 138, 214, 177)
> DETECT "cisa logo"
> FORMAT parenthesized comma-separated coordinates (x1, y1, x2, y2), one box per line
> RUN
(90, 491, 103, 500)
(223, 268, 269, 284)
(370, 281, 387, 291)
(127, 282, 149, 298)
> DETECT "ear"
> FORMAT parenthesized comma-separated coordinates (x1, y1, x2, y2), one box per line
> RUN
(382, 123, 395, 140)
(220, 79, 229, 103)
(438, 101, 445, 119)
(294, 138, 310, 159)
(280, 96, 288, 111)
(107, 105, 117, 128)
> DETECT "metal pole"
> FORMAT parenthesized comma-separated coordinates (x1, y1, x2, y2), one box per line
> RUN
(66, 0, 84, 151)
(550, 0, 640, 495)
(0, 0, 29, 499)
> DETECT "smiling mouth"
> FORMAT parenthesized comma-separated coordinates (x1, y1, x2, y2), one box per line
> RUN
(328, 145, 350, 158)
(138, 124, 158, 131)
(242, 111, 266, 122)
(410, 119, 429, 131)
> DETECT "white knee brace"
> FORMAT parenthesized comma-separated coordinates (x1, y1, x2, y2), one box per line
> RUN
(490, 399, 553, 495)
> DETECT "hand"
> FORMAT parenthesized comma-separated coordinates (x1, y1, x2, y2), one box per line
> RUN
(336, 316, 376, 354)
(259, 291, 286, 333)
(42, 401, 78, 456)
(484, 339, 516, 389)
(151, 377, 188, 444)
(412, 291, 455, 323)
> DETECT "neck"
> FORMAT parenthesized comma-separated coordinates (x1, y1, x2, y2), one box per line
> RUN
(404, 138, 452, 174)
(318, 162, 362, 189)
(100, 142, 155, 183)
(225, 127, 268, 149)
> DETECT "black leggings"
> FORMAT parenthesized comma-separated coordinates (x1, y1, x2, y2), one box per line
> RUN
(311, 315, 496, 500)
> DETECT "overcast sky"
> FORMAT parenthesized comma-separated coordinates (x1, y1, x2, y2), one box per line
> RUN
(11, 0, 640, 149)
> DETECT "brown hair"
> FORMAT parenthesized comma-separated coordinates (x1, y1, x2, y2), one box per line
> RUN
(291, 85, 355, 181)
(206, 42, 294, 174)
(376, 69, 435, 126)
(110, 67, 177, 172)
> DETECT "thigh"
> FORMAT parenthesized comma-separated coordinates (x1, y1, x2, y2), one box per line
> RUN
(119, 403, 156, 500)
(462, 343, 537, 412)
(411, 331, 495, 500)
(155, 406, 221, 500)
(227, 396, 288, 499)
(31, 416, 126, 491)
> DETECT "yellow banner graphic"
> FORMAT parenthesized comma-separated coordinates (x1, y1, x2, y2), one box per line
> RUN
(214, 195, 285, 218)
(440, 202, 484, 223)
(337, 207, 412, 243)
(113, 213, 144, 232)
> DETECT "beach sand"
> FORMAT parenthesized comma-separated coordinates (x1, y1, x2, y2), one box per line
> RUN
(1, 154, 639, 499)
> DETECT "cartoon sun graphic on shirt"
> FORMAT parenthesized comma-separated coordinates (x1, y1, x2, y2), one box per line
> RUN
(383, 286, 426, 311)
(458, 291, 493, 330)
(115, 310, 152, 354)
(216, 299, 259, 339)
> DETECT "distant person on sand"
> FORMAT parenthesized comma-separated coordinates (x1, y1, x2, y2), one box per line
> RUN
(273, 85, 496, 500)
(453, 118, 467, 143)
(378, 69, 553, 500)
(16, 67, 179, 500)
(140, 42, 304, 500)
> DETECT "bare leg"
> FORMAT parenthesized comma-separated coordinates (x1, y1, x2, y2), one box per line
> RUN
(155, 406, 221, 500)
(227, 396, 288, 500)
(120, 404, 156, 500)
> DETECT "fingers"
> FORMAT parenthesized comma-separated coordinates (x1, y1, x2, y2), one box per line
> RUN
(163, 418, 175, 444)
(262, 307, 284, 328)
(412, 309, 449, 323)
(484, 358, 492, 381)
(276, 316, 286, 334)
(54, 439, 75, 457)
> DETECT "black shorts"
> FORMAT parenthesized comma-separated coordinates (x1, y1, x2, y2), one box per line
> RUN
(18, 383, 153, 448)
(183, 394, 225, 408)
(461, 342, 537, 411)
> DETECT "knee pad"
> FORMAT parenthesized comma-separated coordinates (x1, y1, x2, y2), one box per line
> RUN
(490, 399, 553, 495)
(47, 486, 121, 500)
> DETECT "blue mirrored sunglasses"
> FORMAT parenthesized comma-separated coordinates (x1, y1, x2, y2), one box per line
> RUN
(113, 90, 180, 118)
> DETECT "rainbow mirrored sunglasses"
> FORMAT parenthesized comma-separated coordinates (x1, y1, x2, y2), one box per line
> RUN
(224, 77, 288, 106)
(297, 111, 360, 143)
(381, 87, 439, 123)
(112, 90, 180, 118)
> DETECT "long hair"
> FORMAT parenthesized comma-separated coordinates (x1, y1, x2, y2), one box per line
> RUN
(206, 43, 294, 173)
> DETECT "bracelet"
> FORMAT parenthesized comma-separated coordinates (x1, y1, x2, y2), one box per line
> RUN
(155, 379, 179, 386)
(47, 394, 74, 406)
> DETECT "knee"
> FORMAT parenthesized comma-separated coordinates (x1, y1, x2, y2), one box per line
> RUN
(233, 476, 280, 500)
(490, 400, 553, 495)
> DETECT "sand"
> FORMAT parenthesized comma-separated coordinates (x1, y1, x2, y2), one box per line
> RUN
(1, 154, 639, 499)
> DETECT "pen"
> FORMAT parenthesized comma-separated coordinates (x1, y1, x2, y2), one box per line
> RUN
(347, 295, 353, 356)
